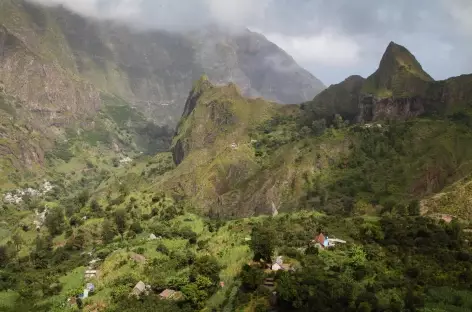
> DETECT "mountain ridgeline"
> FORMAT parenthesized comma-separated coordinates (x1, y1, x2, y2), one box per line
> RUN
(0, 0, 324, 183)
(167, 42, 472, 220)
(303, 41, 472, 125)
(0, 0, 324, 126)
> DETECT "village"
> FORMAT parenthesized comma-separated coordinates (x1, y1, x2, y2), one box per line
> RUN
(66, 233, 185, 309)
(247, 231, 348, 295)
(64, 229, 348, 309)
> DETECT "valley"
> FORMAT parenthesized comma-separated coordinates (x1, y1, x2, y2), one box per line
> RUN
(0, 1, 471, 312)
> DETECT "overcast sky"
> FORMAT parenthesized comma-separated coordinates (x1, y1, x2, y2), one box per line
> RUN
(29, 0, 472, 86)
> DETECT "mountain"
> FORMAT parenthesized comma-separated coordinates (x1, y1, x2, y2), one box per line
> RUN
(304, 41, 472, 123)
(166, 76, 278, 216)
(0, 0, 324, 127)
(0, 0, 324, 182)
(152, 42, 472, 220)
(362, 41, 433, 98)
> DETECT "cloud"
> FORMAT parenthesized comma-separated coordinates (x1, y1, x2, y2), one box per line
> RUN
(205, 0, 272, 28)
(27, 0, 271, 29)
(263, 31, 361, 67)
(444, 0, 472, 35)
(28, 0, 142, 20)
(25, 0, 472, 85)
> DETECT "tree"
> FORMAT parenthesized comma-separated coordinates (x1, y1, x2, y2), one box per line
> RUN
(404, 288, 424, 312)
(333, 114, 345, 129)
(408, 200, 421, 216)
(76, 189, 90, 207)
(76, 297, 83, 309)
(191, 255, 221, 284)
(119, 183, 130, 196)
(45, 206, 65, 236)
(305, 245, 319, 256)
(156, 243, 169, 255)
(102, 219, 116, 243)
(90, 199, 101, 212)
(31, 235, 53, 268)
(130, 221, 143, 234)
(66, 229, 85, 250)
(12, 233, 23, 252)
(312, 119, 327, 136)
(300, 126, 312, 137)
(240, 264, 264, 291)
(182, 281, 208, 309)
(357, 302, 372, 312)
(114, 209, 127, 240)
(0, 246, 9, 267)
(250, 223, 276, 263)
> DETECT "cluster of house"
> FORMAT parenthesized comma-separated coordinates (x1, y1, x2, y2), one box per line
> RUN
(131, 281, 183, 301)
(3, 180, 54, 204)
(84, 258, 101, 279)
(266, 233, 347, 273)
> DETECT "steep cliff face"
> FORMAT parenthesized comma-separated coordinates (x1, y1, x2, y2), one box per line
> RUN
(303, 75, 365, 123)
(0, 0, 325, 177)
(164, 77, 281, 215)
(171, 76, 275, 164)
(0, 23, 101, 126)
(0, 0, 324, 128)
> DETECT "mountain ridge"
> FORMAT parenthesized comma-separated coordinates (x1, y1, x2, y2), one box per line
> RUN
(0, 0, 325, 126)
(304, 41, 472, 124)
(0, 0, 325, 179)
(157, 41, 472, 219)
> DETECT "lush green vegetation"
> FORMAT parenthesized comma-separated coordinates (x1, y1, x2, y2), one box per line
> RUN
(233, 214, 472, 312)
(2, 42, 472, 312)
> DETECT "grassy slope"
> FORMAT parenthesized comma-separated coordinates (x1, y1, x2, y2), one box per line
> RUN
(147, 78, 472, 218)
(143, 73, 472, 220)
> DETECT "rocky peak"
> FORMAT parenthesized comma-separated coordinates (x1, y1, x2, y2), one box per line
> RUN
(378, 41, 433, 82)
(180, 75, 213, 120)
(362, 42, 433, 98)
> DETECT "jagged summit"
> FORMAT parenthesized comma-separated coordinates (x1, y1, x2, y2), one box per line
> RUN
(172, 78, 274, 164)
(362, 42, 433, 98)
(380, 41, 433, 81)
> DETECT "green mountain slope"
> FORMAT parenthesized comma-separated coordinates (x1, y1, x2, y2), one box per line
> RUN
(154, 42, 472, 221)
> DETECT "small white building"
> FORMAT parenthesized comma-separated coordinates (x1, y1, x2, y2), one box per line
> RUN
(84, 270, 97, 279)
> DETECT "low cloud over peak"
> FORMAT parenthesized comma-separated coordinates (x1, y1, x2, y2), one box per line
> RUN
(27, 0, 472, 85)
